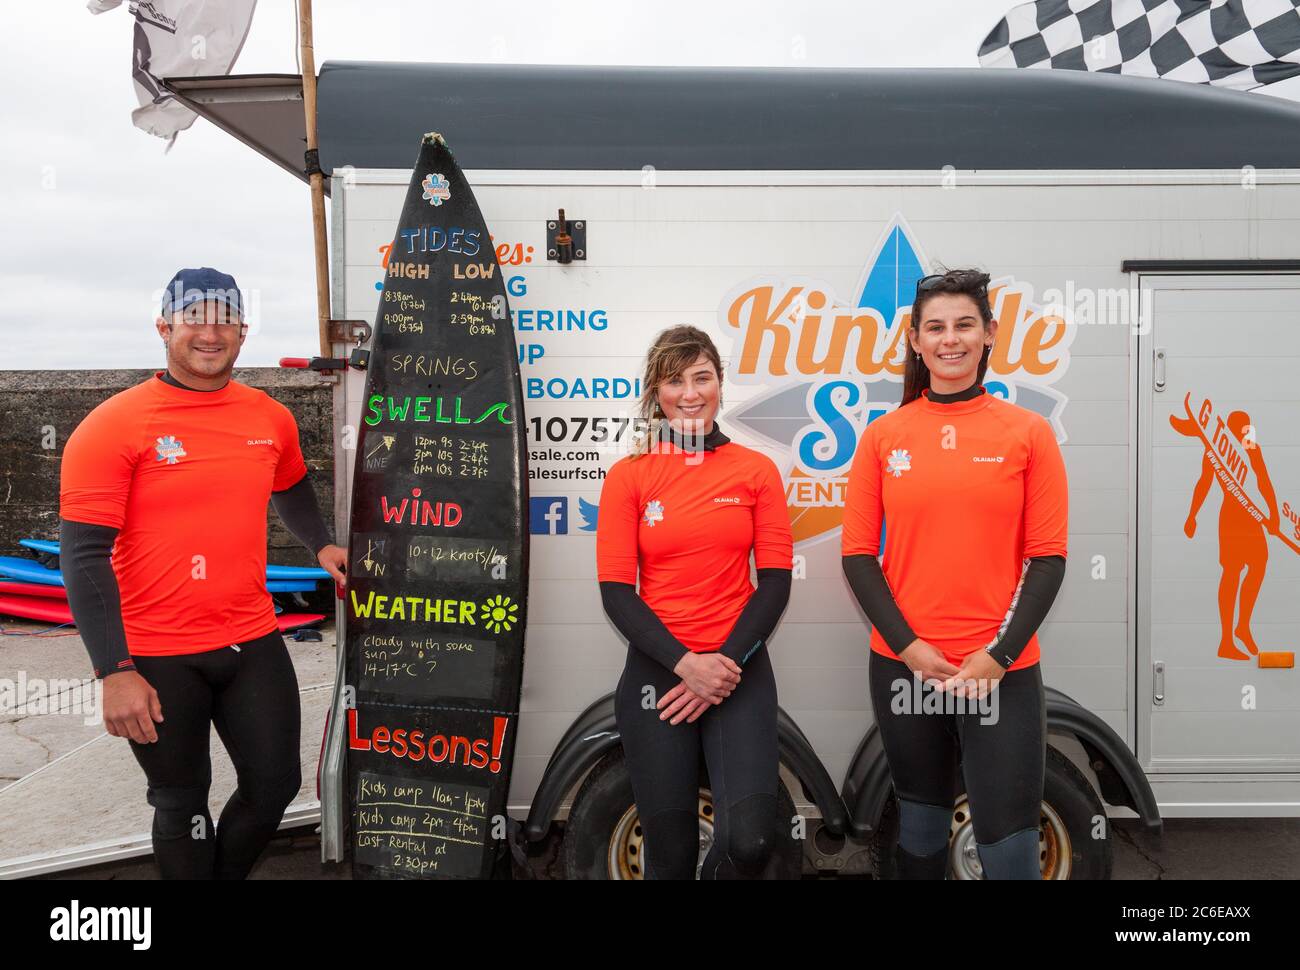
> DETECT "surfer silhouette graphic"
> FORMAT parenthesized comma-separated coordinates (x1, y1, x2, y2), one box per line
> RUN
(1172, 403, 1281, 661)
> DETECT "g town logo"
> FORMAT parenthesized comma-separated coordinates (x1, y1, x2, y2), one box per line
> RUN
(717, 215, 1076, 544)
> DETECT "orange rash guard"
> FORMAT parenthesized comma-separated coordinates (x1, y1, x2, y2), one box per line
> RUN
(841, 388, 1068, 670)
(59, 373, 309, 656)
(596, 438, 794, 653)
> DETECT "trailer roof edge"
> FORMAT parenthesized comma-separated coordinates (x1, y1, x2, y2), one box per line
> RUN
(167, 62, 1300, 179)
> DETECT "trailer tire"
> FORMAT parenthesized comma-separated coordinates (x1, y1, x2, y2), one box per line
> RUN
(870, 746, 1113, 880)
(559, 747, 803, 880)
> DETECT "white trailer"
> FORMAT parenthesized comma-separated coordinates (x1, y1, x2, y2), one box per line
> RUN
(171, 61, 1300, 879)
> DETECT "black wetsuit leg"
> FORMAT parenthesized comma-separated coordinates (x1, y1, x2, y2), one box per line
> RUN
(868, 651, 1045, 879)
(615, 645, 779, 880)
(957, 661, 1045, 878)
(698, 644, 778, 880)
(615, 646, 700, 879)
(128, 630, 302, 879)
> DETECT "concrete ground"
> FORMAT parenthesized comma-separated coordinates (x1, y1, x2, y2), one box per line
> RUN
(34, 816, 1300, 880)
(5, 619, 1299, 880)
(0, 618, 336, 877)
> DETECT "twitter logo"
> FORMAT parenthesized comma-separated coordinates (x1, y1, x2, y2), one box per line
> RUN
(577, 497, 599, 532)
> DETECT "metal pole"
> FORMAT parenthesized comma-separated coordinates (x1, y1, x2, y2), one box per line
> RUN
(299, 0, 331, 357)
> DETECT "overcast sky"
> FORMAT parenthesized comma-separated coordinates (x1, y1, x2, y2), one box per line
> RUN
(3, 0, 1298, 370)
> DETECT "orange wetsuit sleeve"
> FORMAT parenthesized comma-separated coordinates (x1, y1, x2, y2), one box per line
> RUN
(59, 404, 138, 530)
(1022, 416, 1069, 558)
(841, 423, 883, 557)
(752, 455, 794, 570)
(596, 459, 640, 584)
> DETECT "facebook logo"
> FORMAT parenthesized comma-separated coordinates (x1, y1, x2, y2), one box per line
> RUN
(529, 496, 568, 535)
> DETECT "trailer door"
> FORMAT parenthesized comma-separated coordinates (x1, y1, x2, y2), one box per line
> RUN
(1138, 273, 1300, 774)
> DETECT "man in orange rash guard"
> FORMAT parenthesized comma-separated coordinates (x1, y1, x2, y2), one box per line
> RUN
(58, 267, 347, 880)
(841, 268, 1067, 880)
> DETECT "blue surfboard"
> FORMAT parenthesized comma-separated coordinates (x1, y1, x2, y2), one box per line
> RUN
(0, 556, 317, 593)
(0, 556, 62, 586)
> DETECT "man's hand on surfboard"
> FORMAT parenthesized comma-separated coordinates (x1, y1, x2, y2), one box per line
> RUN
(316, 544, 348, 585)
(102, 672, 164, 744)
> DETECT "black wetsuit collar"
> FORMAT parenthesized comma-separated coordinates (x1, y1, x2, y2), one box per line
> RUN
(924, 381, 986, 404)
(158, 370, 225, 393)
(657, 419, 731, 452)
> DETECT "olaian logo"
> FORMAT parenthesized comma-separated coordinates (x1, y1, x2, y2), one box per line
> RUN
(972, 456, 1005, 463)
(713, 496, 741, 504)
(886, 449, 912, 478)
(247, 438, 274, 446)
(49, 900, 151, 949)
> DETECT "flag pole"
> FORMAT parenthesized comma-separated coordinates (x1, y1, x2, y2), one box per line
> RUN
(298, 0, 331, 358)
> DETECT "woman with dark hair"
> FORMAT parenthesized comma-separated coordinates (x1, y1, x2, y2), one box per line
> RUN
(841, 269, 1069, 879)
(596, 325, 794, 879)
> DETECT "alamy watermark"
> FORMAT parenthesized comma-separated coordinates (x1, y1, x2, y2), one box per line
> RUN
(1040, 281, 1153, 335)
(889, 674, 999, 725)
(0, 673, 102, 726)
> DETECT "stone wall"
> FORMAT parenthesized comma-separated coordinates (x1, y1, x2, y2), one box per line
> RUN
(0, 368, 335, 567)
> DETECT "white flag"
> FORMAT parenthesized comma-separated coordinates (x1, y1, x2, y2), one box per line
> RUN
(88, 0, 258, 142)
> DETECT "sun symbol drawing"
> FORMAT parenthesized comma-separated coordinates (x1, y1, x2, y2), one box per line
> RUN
(643, 500, 665, 527)
(421, 173, 451, 206)
(886, 448, 912, 478)
(480, 594, 518, 633)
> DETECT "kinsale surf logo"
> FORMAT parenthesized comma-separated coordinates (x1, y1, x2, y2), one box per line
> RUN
(718, 215, 1075, 546)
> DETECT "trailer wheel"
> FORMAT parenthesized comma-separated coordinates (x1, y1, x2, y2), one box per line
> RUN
(870, 746, 1112, 880)
(559, 747, 803, 879)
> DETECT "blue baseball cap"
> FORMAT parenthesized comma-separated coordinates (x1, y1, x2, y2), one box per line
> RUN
(160, 267, 244, 319)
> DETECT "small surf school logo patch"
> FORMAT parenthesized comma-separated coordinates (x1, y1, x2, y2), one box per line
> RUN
(155, 435, 186, 465)
(421, 173, 451, 207)
(886, 448, 912, 478)
(643, 500, 665, 527)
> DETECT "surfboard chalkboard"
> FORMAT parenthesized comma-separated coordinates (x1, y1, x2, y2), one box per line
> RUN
(344, 133, 529, 880)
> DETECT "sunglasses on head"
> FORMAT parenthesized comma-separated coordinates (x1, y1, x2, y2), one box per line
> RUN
(915, 271, 988, 296)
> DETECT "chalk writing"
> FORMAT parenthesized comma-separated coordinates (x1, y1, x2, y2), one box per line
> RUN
(364, 395, 512, 427)
(389, 353, 480, 380)
(354, 770, 489, 877)
(359, 633, 498, 698)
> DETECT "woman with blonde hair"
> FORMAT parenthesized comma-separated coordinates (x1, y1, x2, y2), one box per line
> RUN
(596, 325, 794, 879)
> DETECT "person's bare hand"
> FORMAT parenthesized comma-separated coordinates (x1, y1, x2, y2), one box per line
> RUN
(672, 652, 741, 703)
(657, 681, 712, 724)
(102, 671, 163, 743)
(897, 638, 961, 687)
(939, 650, 1007, 699)
(317, 544, 348, 585)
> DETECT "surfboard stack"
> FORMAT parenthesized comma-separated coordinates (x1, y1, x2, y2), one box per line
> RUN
(0, 540, 329, 632)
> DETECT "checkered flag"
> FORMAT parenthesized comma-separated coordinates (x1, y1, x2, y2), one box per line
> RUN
(979, 0, 1300, 91)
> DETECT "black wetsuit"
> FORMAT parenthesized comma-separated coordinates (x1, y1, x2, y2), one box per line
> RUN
(843, 381, 1065, 880)
(599, 423, 793, 879)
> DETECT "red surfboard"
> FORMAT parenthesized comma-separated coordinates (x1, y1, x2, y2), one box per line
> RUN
(0, 595, 73, 624)
(277, 613, 326, 632)
(0, 581, 67, 600)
